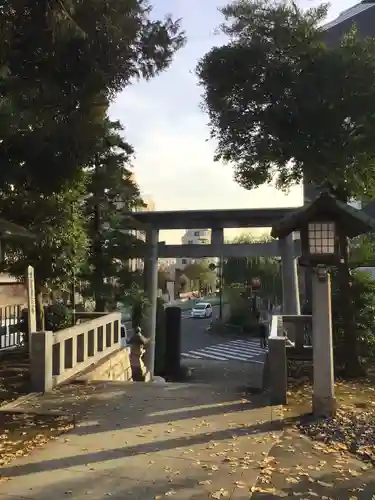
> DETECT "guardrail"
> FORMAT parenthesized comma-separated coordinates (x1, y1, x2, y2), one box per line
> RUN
(30, 311, 122, 392)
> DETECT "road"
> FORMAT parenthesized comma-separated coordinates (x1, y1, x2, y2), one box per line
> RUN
(181, 305, 266, 363)
(123, 304, 266, 363)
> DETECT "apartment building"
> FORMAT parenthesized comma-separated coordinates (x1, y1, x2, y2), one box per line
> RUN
(175, 229, 210, 269)
(323, 1, 375, 46)
(124, 173, 156, 272)
(128, 196, 155, 273)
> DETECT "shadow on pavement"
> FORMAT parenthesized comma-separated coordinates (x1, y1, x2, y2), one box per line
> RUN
(0, 417, 283, 479)
(3, 465, 233, 499)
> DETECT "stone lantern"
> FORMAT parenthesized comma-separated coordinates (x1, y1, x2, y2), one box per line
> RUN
(271, 192, 375, 417)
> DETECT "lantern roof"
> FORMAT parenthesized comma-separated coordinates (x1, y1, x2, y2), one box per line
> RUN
(0, 218, 35, 240)
(271, 192, 375, 239)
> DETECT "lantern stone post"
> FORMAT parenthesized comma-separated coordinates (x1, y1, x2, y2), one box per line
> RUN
(271, 193, 375, 418)
(311, 265, 335, 416)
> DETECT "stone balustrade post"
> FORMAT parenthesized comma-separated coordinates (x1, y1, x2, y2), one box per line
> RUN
(268, 336, 287, 405)
(30, 331, 53, 392)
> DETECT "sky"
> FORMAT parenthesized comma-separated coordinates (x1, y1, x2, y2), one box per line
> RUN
(109, 0, 358, 243)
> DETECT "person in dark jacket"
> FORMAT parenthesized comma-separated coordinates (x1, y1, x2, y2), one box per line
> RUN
(259, 321, 269, 349)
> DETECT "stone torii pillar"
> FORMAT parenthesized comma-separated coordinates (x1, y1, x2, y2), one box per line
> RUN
(143, 228, 159, 379)
(211, 228, 224, 319)
(279, 233, 300, 315)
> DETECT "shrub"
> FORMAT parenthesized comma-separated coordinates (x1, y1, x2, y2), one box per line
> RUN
(18, 303, 72, 341)
(45, 304, 72, 331)
(226, 286, 259, 334)
(332, 269, 375, 364)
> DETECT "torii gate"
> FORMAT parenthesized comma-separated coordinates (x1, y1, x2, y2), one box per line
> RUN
(127, 206, 302, 378)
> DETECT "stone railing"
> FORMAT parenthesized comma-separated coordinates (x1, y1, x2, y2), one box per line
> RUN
(266, 314, 312, 405)
(282, 315, 312, 351)
(30, 312, 122, 392)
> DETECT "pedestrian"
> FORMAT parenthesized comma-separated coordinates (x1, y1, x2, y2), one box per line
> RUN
(128, 326, 150, 382)
(255, 310, 260, 323)
(259, 321, 268, 350)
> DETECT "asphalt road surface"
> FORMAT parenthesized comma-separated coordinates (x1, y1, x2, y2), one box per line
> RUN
(123, 305, 266, 364)
(181, 305, 266, 363)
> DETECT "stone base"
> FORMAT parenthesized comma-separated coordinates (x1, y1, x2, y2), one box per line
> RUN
(312, 395, 336, 418)
(75, 347, 132, 383)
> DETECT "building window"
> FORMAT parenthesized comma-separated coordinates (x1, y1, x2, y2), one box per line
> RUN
(187, 240, 193, 244)
(194, 231, 200, 237)
(181, 259, 187, 265)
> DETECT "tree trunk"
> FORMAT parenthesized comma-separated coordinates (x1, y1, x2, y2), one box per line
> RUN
(93, 240, 105, 311)
(338, 233, 364, 378)
(93, 193, 106, 312)
(35, 286, 45, 332)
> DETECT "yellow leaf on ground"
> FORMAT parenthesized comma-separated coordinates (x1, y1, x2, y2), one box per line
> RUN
(211, 489, 229, 499)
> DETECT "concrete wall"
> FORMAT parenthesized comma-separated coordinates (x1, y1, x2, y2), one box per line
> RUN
(75, 347, 133, 383)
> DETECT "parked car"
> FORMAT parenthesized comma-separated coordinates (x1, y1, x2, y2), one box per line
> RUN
(120, 323, 128, 346)
(190, 302, 213, 319)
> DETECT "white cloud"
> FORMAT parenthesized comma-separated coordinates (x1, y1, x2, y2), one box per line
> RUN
(108, 0, 318, 245)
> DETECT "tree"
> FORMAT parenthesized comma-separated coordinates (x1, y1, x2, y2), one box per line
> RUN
(82, 119, 145, 311)
(183, 260, 216, 293)
(332, 269, 375, 366)
(197, 0, 375, 376)
(0, 0, 186, 322)
(0, 0, 185, 193)
(158, 269, 173, 293)
(223, 234, 282, 303)
(350, 234, 375, 268)
(0, 180, 89, 330)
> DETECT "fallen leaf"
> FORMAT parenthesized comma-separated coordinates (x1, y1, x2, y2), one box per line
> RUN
(211, 489, 229, 499)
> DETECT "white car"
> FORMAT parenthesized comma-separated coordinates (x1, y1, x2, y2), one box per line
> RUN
(120, 323, 129, 346)
(191, 302, 213, 318)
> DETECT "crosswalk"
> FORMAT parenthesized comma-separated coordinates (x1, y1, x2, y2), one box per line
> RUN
(181, 338, 266, 363)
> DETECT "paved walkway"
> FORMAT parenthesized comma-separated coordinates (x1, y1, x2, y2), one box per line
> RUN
(2, 360, 374, 499)
(0, 363, 282, 500)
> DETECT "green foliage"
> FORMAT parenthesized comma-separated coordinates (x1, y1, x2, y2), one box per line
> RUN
(44, 304, 73, 332)
(19, 303, 73, 337)
(197, 0, 375, 376)
(0, 180, 89, 292)
(0, 0, 186, 193)
(223, 233, 282, 302)
(332, 270, 375, 362)
(158, 269, 173, 293)
(183, 260, 216, 291)
(81, 119, 145, 310)
(226, 286, 258, 333)
(0, 0, 186, 320)
(178, 273, 189, 292)
(350, 234, 375, 267)
(197, 0, 375, 199)
(124, 283, 150, 329)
